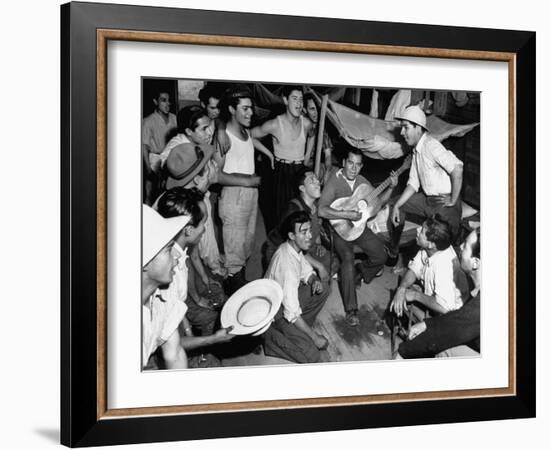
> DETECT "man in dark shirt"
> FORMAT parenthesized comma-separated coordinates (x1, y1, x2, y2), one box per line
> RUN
(397, 228, 480, 358)
(319, 148, 396, 327)
(264, 169, 332, 278)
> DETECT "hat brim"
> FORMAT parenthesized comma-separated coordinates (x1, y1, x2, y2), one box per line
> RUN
(221, 279, 283, 335)
(394, 115, 429, 132)
(167, 142, 214, 188)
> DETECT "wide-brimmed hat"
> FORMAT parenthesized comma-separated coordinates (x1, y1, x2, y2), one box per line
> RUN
(395, 105, 428, 131)
(142, 205, 190, 266)
(221, 279, 283, 335)
(166, 142, 214, 189)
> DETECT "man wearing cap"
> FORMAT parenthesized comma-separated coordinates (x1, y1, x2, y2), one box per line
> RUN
(390, 105, 464, 253)
(263, 211, 330, 363)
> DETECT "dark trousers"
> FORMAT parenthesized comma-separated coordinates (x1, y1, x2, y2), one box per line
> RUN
(273, 160, 304, 223)
(263, 281, 329, 363)
(333, 227, 387, 313)
(389, 192, 463, 251)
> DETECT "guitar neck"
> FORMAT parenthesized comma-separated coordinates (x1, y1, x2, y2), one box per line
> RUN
(365, 157, 410, 203)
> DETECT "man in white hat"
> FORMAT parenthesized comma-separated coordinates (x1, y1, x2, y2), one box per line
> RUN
(263, 210, 330, 363)
(142, 204, 191, 369)
(390, 105, 464, 255)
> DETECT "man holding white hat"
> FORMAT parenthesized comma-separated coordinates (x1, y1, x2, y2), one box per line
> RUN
(142, 204, 191, 369)
(390, 105, 464, 255)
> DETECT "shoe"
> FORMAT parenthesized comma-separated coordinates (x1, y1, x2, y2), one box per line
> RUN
(345, 311, 360, 327)
(385, 246, 400, 267)
(366, 267, 384, 284)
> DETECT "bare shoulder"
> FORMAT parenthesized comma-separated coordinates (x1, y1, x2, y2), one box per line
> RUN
(302, 115, 314, 131)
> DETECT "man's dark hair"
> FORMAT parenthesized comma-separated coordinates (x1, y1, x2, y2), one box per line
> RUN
(303, 92, 316, 108)
(153, 90, 170, 101)
(156, 187, 205, 227)
(281, 85, 303, 99)
(424, 215, 452, 251)
(281, 210, 311, 240)
(220, 85, 253, 122)
(472, 228, 481, 259)
(345, 147, 364, 162)
(198, 84, 222, 105)
(176, 105, 208, 135)
(295, 167, 313, 191)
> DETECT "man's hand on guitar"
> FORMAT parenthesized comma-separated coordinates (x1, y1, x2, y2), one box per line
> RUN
(389, 170, 399, 188)
(346, 210, 362, 221)
(391, 206, 401, 226)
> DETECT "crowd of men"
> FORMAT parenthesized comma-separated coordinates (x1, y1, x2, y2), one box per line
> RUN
(141, 82, 481, 369)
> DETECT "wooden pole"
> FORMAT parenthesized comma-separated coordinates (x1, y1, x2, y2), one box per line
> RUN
(314, 94, 329, 178)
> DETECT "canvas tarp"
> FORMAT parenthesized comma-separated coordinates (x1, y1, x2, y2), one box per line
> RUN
(325, 97, 479, 160)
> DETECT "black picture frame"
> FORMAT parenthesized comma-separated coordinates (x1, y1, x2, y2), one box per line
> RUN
(61, 1, 536, 447)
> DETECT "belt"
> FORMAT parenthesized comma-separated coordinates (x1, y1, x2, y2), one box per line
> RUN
(275, 157, 303, 165)
(426, 193, 451, 198)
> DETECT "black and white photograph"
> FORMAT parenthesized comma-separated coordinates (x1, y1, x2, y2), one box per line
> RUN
(141, 78, 481, 370)
(52, 0, 538, 447)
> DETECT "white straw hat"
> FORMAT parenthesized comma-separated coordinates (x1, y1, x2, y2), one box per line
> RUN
(221, 279, 283, 335)
(142, 204, 190, 267)
(395, 105, 428, 130)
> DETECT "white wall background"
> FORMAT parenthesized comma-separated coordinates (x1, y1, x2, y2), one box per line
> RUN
(0, 0, 545, 449)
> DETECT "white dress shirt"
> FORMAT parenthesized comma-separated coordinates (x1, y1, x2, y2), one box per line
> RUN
(407, 132, 463, 196)
(265, 242, 314, 323)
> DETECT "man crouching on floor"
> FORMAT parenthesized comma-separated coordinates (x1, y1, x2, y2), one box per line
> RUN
(142, 205, 192, 369)
(263, 211, 330, 363)
(389, 215, 468, 319)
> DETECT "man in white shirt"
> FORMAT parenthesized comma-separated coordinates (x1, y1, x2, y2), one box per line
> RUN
(389, 216, 469, 318)
(142, 91, 177, 173)
(263, 211, 330, 363)
(390, 105, 464, 253)
(217, 86, 261, 294)
(142, 205, 190, 369)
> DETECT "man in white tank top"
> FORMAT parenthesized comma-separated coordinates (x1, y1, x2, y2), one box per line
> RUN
(251, 86, 316, 225)
(218, 87, 260, 295)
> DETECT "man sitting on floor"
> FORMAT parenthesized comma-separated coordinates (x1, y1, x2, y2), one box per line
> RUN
(389, 215, 469, 319)
(396, 227, 481, 358)
(263, 211, 330, 363)
(153, 189, 235, 368)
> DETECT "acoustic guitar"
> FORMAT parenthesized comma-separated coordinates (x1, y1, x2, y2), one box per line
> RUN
(329, 155, 412, 241)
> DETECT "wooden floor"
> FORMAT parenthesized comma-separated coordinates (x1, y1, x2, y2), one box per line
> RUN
(221, 210, 404, 368)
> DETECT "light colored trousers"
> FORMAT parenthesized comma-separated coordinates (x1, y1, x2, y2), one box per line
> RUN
(218, 186, 258, 275)
(198, 197, 225, 276)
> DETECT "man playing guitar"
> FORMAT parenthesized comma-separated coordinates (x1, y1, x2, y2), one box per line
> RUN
(319, 148, 398, 327)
